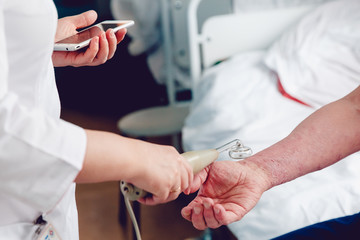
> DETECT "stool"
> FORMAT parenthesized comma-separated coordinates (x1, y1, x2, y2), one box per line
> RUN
(118, 104, 189, 149)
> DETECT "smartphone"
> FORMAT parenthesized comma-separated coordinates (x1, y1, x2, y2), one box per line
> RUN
(54, 20, 134, 51)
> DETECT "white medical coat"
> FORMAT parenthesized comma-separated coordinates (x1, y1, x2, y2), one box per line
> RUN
(0, 0, 87, 239)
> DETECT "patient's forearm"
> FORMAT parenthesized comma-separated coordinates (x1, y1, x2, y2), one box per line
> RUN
(248, 86, 360, 189)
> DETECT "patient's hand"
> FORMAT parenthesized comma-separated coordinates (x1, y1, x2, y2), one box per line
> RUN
(52, 10, 127, 67)
(181, 160, 269, 230)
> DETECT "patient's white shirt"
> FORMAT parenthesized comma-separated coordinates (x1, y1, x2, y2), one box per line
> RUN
(0, 0, 86, 239)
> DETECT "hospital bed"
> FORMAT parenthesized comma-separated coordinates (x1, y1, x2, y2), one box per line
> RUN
(112, 0, 321, 147)
(112, 0, 360, 239)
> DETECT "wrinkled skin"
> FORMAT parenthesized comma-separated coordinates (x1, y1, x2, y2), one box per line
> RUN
(181, 160, 269, 230)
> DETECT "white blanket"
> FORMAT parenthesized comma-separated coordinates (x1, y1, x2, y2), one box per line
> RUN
(265, 0, 360, 108)
(183, 0, 360, 239)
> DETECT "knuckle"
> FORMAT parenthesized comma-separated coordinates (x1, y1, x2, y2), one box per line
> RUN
(165, 145, 177, 154)
(173, 167, 179, 176)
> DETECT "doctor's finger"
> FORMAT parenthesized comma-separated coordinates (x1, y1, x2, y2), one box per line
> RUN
(180, 159, 193, 193)
(73, 37, 98, 67)
(94, 32, 109, 64)
(142, 191, 171, 205)
(140, 184, 172, 205)
(138, 194, 161, 206)
(164, 189, 181, 203)
(115, 28, 127, 44)
(106, 29, 117, 60)
(72, 10, 97, 30)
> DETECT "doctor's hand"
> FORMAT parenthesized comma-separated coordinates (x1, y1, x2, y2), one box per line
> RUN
(76, 131, 194, 206)
(135, 143, 194, 205)
(181, 160, 270, 230)
(52, 10, 127, 67)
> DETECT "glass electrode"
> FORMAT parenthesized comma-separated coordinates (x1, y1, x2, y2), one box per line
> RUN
(216, 139, 253, 159)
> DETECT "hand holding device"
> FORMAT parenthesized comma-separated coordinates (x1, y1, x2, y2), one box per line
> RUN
(54, 20, 134, 51)
(120, 139, 252, 201)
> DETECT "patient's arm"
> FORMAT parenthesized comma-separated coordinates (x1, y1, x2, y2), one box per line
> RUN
(182, 85, 360, 230)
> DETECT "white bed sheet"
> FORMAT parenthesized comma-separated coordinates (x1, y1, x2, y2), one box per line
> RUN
(182, 0, 360, 239)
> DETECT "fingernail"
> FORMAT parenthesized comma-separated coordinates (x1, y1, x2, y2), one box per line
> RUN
(194, 207, 201, 214)
(204, 202, 210, 209)
(215, 208, 220, 214)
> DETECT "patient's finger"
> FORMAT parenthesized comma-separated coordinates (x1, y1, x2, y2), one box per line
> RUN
(191, 204, 207, 230)
(181, 206, 192, 221)
(213, 204, 240, 226)
(203, 199, 220, 228)
(182, 198, 202, 221)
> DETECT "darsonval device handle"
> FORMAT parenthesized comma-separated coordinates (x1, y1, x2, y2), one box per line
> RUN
(120, 139, 252, 201)
(182, 149, 219, 174)
(120, 149, 219, 201)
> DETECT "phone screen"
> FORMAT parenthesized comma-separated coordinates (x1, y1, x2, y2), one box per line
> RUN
(56, 23, 127, 44)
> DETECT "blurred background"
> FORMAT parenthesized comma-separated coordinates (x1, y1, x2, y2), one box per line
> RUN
(54, 0, 168, 119)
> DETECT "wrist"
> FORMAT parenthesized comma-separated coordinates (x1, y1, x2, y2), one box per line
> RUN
(237, 158, 273, 192)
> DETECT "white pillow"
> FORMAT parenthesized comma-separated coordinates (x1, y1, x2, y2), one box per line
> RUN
(264, 0, 360, 109)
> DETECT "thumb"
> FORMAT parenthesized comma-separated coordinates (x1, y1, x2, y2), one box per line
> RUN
(71, 10, 98, 30)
